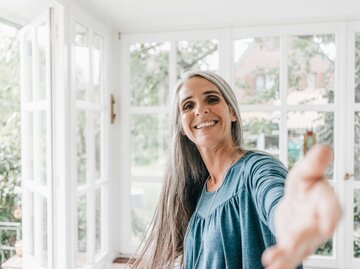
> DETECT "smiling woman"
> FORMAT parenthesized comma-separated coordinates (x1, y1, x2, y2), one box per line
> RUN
(129, 71, 341, 269)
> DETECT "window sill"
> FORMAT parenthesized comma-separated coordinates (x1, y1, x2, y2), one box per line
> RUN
(1, 255, 22, 269)
(113, 254, 135, 264)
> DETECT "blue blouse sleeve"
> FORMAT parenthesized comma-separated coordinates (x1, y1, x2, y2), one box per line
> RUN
(245, 152, 287, 235)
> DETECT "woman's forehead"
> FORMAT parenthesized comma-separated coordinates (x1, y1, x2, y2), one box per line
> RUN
(178, 77, 221, 98)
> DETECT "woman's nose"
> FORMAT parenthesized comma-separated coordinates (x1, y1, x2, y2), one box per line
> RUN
(195, 105, 209, 116)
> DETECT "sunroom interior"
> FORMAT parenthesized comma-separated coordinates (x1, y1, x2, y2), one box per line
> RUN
(0, 0, 360, 268)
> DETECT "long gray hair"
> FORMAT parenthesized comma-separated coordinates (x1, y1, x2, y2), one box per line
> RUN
(131, 71, 245, 268)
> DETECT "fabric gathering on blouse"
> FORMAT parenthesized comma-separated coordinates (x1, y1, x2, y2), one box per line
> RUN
(183, 151, 303, 269)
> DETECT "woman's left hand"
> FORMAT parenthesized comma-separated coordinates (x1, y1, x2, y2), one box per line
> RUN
(262, 144, 342, 269)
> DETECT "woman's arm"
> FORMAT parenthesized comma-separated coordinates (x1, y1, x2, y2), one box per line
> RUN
(262, 145, 342, 269)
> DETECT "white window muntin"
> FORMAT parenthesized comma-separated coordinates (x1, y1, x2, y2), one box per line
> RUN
(233, 23, 341, 268)
(120, 29, 227, 252)
(345, 21, 360, 269)
(120, 23, 352, 268)
(70, 5, 110, 268)
(20, 8, 54, 269)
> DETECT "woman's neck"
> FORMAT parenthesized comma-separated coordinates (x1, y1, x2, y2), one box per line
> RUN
(198, 142, 241, 191)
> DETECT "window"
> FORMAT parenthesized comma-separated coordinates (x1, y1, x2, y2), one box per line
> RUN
(0, 18, 21, 266)
(234, 29, 337, 265)
(17, 4, 112, 269)
(121, 23, 358, 269)
(122, 33, 221, 251)
(72, 17, 109, 268)
(234, 37, 280, 105)
(20, 10, 52, 268)
(349, 23, 360, 269)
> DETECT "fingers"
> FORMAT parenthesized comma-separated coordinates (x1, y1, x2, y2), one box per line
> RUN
(262, 247, 297, 269)
(288, 144, 333, 186)
(262, 247, 283, 267)
(262, 226, 318, 269)
(314, 181, 342, 237)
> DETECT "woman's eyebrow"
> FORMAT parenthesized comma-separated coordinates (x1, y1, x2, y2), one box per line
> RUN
(203, 90, 221, 96)
(180, 90, 221, 105)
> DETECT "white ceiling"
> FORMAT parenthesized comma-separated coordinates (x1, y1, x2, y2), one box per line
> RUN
(1, 0, 360, 32)
(77, 0, 360, 32)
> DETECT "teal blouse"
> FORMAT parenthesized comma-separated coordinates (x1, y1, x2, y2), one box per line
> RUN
(183, 151, 303, 269)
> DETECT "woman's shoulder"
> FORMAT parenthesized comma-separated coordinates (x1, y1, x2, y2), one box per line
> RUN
(238, 150, 287, 174)
(241, 149, 282, 163)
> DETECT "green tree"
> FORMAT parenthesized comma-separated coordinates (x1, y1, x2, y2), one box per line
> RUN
(129, 40, 219, 243)
(288, 35, 334, 256)
(355, 33, 360, 256)
(0, 22, 21, 260)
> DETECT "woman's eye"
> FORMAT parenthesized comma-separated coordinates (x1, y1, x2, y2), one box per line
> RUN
(183, 102, 193, 111)
(207, 96, 219, 104)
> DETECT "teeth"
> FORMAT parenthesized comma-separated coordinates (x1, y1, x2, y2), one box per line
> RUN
(196, 121, 216, 129)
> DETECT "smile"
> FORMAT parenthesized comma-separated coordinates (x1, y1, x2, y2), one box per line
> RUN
(194, 120, 218, 129)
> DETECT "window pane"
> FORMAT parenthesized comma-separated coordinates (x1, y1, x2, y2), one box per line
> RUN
(37, 23, 48, 101)
(24, 112, 34, 180)
(77, 195, 87, 267)
(287, 35, 335, 105)
(234, 37, 280, 105)
(354, 189, 360, 258)
(287, 112, 334, 179)
(177, 39, 218, 77)
(33, 111, 47, 185)
(130, 42, 170, 106)
(75, 23, 89, 101)
(355, 33, 360, 103)
(29, 192, 35, 256)
(355, 112, 360, 181)
(95, 112, 101, 180)
(131, 181, 162, 248)
(242, 112, 280, 157)
(131, 114, 169, 177)
(314, 187, 334, 256)
(41, 196, 48, 267)
(95, 188, 101, 254)
(93, 34, 103, 104)
(77, 110, 86, 185)
(23, 31, 33, 103)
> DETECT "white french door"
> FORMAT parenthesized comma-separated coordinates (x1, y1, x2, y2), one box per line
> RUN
(70, 6, 111, 269)
(20, 7, 53, 269)
(345, 21, 360, 269)
(19, 3, 112, 269)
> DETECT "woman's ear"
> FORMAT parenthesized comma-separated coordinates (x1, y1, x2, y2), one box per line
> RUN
(180, 126, 186, 136)
(231, 111, 237, 122)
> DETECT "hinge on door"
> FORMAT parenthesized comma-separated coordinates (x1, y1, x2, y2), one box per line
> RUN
(344, 172, 354, 180)
(110, 94, 116, 124)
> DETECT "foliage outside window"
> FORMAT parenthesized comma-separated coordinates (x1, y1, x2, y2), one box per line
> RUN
(0, 21, 21, 262)
(129, 40, 219, 248)
(234, 37, 280, 105)
(235, 34, 335, 256)
(354, 33, 360, 259)
(127, 31, 360, 260)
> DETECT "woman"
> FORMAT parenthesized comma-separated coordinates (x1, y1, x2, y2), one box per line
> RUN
(131, 71, 342, 269)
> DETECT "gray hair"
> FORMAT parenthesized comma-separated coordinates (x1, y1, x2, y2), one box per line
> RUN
(173, 71, 244, 148)
(131, 71, 244, 269)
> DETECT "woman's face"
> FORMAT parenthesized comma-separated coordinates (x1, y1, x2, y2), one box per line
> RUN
(178, 76, 236, 149)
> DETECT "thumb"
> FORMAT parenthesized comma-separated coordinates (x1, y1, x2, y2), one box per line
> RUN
(288, 144, 333, 185)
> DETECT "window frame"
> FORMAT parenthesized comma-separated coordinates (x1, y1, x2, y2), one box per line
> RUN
(20, 8, 54, 268)
(119, 22, 358, 269)
(69, 3, 112, 268)
(345, 21, 360, 269)
(119, 29, 231, 252)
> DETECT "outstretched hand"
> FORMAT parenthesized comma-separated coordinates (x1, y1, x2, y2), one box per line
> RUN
(262, 144, 342, 269)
